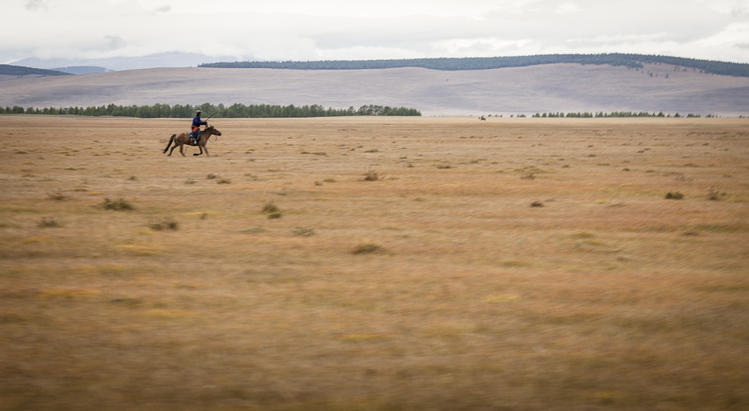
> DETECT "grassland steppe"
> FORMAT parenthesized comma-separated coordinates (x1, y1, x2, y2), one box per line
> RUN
(1, 115, 748, 410)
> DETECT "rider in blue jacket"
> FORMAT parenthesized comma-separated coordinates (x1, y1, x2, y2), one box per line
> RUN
(191, 110, 207, 144)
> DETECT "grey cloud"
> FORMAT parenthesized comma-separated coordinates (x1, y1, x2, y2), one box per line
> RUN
(482, 2, 731, 43)
(105, 35, 126, 50)
(731, 6, 747, 17)
(309, 4, 731, 55)
(5, 0, 749, 64)
(310, 15, 495, 50)
(25, 0, 46, 11)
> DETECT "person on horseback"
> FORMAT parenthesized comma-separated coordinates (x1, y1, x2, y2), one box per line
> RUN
(191, 110, 207, 144)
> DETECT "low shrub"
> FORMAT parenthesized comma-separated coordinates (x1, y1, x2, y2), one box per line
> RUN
(292, 227, 315, 237)
(47, 192, 68, 201)
(149, 219, 179, 231)
(101, 198, 134, 210)
(707, 187, 726, 201)
(262, 202, 280, 214)
(353, 243, 384, 255)
(38, 217, 61, 228)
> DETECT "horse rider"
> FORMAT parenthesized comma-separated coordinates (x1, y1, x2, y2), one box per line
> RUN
(191, 110, 207, 144)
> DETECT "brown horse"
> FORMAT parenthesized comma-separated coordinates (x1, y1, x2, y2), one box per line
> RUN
(163, 125, 222, 157)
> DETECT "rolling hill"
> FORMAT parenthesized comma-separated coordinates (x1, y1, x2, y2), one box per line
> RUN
(0, 64, 70, 78)
(1, 62, 748, 116)
(52, 66, 110, 75)
(201, 54, 749, 77)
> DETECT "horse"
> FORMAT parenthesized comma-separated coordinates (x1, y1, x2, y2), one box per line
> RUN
(163, 125, 222, 157)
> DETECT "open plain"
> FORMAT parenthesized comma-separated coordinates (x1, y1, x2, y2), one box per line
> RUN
(1, 115, 748, 410)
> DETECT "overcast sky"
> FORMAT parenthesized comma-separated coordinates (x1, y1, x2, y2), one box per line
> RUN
(3, 0, 749, 66)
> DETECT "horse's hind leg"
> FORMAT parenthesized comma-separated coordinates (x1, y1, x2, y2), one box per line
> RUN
(168, 143, 178, 156)
(179, 144, 186, 157)
(163, 134, 175, 154)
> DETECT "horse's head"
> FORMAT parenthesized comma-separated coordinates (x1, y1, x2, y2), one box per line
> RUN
(205, 125, 222, 136)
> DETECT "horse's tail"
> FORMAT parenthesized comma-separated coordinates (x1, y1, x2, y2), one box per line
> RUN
(163, 134, 175, 154)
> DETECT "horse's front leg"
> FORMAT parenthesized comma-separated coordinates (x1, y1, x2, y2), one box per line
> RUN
(193, 145, 203, 156)
(202, 144, 209, 157)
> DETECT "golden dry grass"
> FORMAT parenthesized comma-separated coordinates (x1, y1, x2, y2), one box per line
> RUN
(1, 115, 748, 410)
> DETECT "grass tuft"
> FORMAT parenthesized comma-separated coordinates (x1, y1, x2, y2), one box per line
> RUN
(0, 312, 26, 324)
(47, 192, 68, 201)
(530, 201, 544, 207)
(571, 232, 595, 239)
(101, 198, 134, 210)
(109, 297, 142, 307)
(352, 243, 385, 255)
(37, 217, 61, 228)
(149, 219, 179, 231)
(292, 227, 315, 237)
(364, 170, 379, 181)
(665, 192, 684, 200)
(262, 201, 280, 214)
(707, 187, 726, 201)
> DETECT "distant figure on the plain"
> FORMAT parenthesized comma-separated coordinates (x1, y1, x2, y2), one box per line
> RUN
(191, 110, 207, 144)
(479, 115, 486, 121)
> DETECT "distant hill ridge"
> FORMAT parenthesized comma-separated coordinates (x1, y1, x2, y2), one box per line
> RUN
(200, 53, 749, 78)
(53, 66, 110, 75)
(3, 60, 748, 115)
(0, 64, 69, 77)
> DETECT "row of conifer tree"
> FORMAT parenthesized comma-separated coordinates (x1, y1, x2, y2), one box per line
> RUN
(0, 103, 421, 118)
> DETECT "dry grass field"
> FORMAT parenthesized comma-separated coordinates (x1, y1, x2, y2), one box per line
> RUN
(1, 115, 748, 410)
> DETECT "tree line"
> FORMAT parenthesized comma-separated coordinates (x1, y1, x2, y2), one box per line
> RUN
(0, 64, 69, 77)
(0, 103, 421, 118)
(200, 53, 749, 78)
